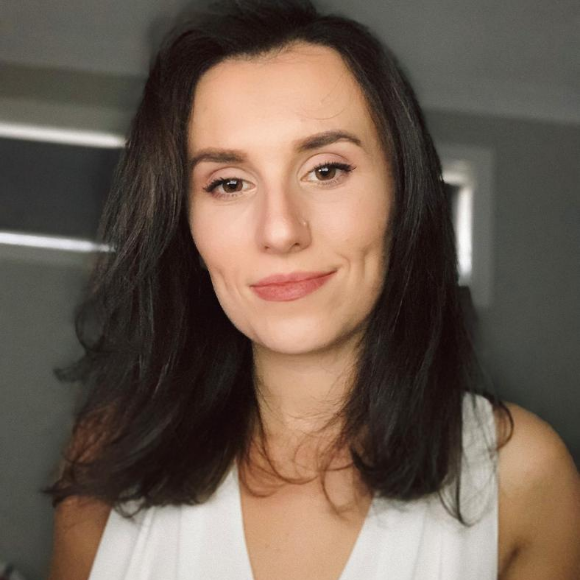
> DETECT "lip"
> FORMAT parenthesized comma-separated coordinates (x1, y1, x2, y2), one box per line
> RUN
(250, 271, 336, 302)
(252, 270, 334, 287)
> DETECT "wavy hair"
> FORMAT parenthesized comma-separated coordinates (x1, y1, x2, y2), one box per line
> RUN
(43, 0, 512, 525)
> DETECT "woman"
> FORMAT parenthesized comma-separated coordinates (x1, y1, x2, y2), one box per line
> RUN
(46, 1, 579, 579)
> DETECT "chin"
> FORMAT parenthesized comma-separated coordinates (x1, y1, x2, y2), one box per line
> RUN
(251, 326, 341, 356)
(250, 323, 352, 355)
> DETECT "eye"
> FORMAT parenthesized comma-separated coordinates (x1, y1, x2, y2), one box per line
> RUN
(203, 177, 251, 199)
(305, 161, 354, 186)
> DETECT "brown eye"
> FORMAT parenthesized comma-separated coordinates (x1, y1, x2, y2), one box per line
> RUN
(221, 179, 243, 193)
(315, 165, 338, 180)
(307, 162, 354, 185)
(203, 177, 249, 199)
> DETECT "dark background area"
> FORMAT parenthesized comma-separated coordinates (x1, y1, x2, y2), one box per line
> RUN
(0, 138, 117, 238)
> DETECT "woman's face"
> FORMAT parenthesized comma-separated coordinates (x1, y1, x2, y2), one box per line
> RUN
(187, 42, 393, 356)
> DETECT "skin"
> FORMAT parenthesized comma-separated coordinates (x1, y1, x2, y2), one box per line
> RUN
(46, 42, 579, 580)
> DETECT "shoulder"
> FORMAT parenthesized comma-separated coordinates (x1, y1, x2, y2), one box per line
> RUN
(494, 401, 580, 579)
(495, 402, 578, 502)
(47, 411, 120, 579)
(48, 495, 112, 580)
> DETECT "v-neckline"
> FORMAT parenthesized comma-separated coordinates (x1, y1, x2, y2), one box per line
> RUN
(230, 460, 377, 580)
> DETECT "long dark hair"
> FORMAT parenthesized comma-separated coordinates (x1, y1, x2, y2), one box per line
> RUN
(43, 0, 512, 525)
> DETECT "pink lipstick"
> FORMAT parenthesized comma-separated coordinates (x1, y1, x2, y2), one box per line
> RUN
(251, 271, 335, 302)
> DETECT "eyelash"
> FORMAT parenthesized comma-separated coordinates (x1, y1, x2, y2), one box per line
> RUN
(202, 161, 355, 199)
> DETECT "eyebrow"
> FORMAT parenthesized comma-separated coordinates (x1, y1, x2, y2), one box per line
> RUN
(188, 130, 363, 171)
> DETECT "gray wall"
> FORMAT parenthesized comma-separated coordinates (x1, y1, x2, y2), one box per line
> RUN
(0, 254, 87, 580)
(428, 110, 580, 463)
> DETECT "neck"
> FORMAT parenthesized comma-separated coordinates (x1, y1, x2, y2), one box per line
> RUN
(246, 329, 365, 478)
(252, 333, 361, 436)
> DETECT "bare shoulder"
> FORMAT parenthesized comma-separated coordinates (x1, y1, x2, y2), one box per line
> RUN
(495, 402, 578, 489)
(47, 410, 119, 579)
(47, 495, 112, 580)
(494, 401, 580, 579)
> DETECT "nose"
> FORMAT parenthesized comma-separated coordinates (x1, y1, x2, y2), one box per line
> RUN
(255, 184, 311, 255)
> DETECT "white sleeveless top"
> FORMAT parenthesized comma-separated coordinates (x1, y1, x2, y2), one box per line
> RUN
(88, 393, 498, 579)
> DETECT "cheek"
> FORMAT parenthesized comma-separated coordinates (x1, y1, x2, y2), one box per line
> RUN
(188, 203, 219, 264)
(187, 202, 201, 249)
(188, 207, 248, 288)
(330, 193, 391, 258)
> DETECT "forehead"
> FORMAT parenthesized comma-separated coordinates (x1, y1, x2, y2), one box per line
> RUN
(188, 43, 376, 151)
